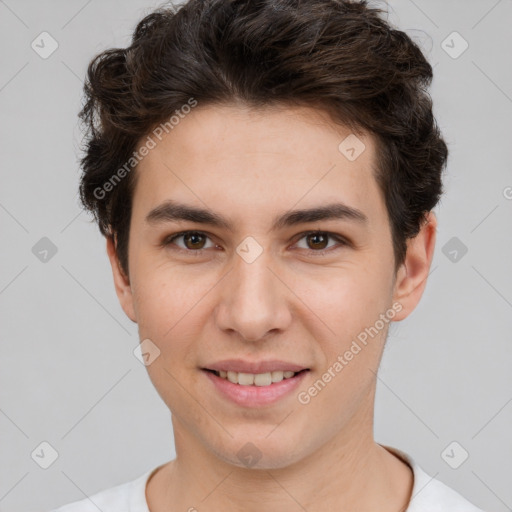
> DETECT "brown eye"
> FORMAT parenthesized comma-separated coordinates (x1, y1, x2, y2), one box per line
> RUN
(306, 232, 329, 250)
(182, 232, 207, 250)
(163, 231, 215, 252)
(294, 231, 348, 255)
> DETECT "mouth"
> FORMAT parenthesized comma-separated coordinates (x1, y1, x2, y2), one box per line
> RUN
(201, 364, 310, 407)
(203, 368, 309, 386)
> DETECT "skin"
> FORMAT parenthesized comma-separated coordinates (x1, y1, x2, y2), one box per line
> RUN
(106, 103, 436, 511)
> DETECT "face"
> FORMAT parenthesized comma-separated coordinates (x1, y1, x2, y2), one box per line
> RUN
(107, 103, 435, 469)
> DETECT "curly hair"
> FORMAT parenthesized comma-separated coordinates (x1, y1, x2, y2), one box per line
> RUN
(78, 0, 448, 277)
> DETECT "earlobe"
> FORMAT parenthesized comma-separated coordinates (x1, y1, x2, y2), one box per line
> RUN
(391, 211, 437, 322)
(106, 235, 137, 323)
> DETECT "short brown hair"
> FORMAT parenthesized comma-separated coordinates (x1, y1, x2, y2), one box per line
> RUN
(79, 0, 448, 276)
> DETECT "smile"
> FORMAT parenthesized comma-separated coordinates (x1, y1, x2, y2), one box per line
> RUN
(202, 368, 310, 407)
(207, 369, 306, 386)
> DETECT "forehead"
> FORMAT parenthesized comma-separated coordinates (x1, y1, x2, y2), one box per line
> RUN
(147, 103, 372, 167)
(132, 103, 385, 231)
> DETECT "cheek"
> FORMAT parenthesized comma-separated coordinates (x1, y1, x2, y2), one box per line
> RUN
(131, 270, 211, 410)
(131, 264, 221, 365)
(294, 270, 391, 425)
(296, 261, 393, 396)
(131, 269, 190, 345)
(300, 261, 393, 334)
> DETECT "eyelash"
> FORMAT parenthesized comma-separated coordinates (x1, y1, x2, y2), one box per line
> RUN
(161, 230, 349, 257)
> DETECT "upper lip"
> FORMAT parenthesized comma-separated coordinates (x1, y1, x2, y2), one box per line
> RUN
(203, 359, 309, 374)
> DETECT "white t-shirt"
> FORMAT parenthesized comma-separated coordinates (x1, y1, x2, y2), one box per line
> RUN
(49, 445, 485, 511)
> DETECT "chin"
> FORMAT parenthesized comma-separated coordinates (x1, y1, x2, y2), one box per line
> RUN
(208, 429, 309, 471)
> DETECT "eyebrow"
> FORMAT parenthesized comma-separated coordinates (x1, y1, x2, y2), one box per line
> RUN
(145, 199, 368, 231)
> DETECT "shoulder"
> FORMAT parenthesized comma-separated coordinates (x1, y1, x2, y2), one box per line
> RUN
(382, 445, 486, 512)
(410, 476, 486, 511)
(48, 468, 155, 512)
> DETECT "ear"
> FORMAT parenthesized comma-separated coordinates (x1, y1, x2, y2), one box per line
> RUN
(106, 235, 137, 323)
(391, 211, 437, 321)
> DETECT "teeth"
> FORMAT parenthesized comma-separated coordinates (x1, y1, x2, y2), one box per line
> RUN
(254, 372, 272, 386)
(271, 371, 284, 383)
(215, 370, 299, 385)
(238, 372, 254, 385)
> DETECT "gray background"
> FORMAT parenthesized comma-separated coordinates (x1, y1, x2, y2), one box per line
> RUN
(1, 1, 511, 511)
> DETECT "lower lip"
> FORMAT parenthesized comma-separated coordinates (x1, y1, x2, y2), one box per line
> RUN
(203, 369, 309, 407)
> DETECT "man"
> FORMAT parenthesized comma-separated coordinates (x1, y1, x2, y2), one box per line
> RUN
(52, 0, 485, 510)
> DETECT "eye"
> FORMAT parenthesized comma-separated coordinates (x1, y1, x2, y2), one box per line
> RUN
(162, 231, 216, 253)
(294, 230, 348, 256)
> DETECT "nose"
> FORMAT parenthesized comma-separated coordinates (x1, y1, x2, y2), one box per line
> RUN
(214, 245, 292, 342)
